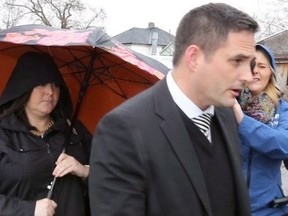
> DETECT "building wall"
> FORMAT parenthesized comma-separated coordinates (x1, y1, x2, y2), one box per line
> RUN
(125, 44, 165, 56)
(124, 44, 173, 69)
(277, 62, 288, 102)
(125, 44, 150, 55)
(276, 61, 288, 91)
(148, 55, 173, 69)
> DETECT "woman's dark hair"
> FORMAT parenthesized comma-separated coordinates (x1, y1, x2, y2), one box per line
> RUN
(0, 84, 72, 127)
(0, 91, 30, 123)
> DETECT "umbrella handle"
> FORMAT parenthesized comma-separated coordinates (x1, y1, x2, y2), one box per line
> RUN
(47, 176, 57, 199)
(47, 50, 96, 199)
(46, 146, 66, 199)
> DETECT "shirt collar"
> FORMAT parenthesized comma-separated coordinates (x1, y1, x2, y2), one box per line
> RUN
(166, 71, 214, 119)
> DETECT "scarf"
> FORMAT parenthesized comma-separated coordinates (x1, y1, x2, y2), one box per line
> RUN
(240, 89, 288, 170)
(239, 88, 276, 125)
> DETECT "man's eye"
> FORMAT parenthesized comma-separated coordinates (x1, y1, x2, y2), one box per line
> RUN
(234, 59, 243, 64)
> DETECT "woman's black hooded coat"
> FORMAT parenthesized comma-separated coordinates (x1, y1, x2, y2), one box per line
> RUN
(0, 52, 92, 215)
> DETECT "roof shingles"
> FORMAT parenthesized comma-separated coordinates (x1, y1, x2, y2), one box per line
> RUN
(113, 27, 174, 46)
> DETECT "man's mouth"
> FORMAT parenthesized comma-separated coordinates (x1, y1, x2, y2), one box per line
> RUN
(231, 88, 242, 97)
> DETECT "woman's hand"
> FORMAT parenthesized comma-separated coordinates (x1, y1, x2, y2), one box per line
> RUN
(53, 153, 89, 178)
(35, 198, 57, 216)
(233, 99, 244, 124)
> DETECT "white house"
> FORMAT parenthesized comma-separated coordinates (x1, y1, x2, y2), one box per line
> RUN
(113, 22, 174, 69)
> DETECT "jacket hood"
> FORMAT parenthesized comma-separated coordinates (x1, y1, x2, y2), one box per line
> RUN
(0, 52, 71, 107)
(256, 44, 276, 71)
(0, 52, 73, 117)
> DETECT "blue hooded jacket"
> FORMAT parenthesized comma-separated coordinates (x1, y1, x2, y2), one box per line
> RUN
(239, 99, 288, 216)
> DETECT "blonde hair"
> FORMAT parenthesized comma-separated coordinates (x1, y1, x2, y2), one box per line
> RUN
(264, 67, 281, 108)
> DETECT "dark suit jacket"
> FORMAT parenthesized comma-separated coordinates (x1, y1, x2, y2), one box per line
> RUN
(89, 78, 251, 216)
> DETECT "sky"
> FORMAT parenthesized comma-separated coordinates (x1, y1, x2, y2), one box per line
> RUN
(83, 0, 274, 37)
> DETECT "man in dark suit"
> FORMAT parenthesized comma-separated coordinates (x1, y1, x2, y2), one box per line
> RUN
(89, 3, 259, 216)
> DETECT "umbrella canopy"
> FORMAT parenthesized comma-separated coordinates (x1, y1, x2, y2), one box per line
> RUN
(0, 24, 169, 132)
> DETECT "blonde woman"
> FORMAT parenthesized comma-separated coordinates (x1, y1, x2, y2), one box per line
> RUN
(234, 44, 288, 216)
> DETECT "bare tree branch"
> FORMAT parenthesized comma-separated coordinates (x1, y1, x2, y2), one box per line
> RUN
(2, 0, 106, 29)
(1, 0, 25, 28)
(251, 0, 288, 40)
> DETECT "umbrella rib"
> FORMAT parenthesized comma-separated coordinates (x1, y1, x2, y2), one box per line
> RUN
(0, 44, 156, 99)
(81, 70, 128, 98)
(97, 51, 154, 84)
(93, 56, 128, 98)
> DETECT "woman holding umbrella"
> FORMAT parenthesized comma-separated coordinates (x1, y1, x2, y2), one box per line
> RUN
(0, 52, 91, 215)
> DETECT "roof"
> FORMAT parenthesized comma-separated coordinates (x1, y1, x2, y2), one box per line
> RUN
(257, 29, 288, 58)
(113, 25, 175, 46)
(160, 40, 174, 56)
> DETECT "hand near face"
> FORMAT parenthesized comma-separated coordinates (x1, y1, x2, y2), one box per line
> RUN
(233, 99, 244, 124)
(35, 198, 57, 216)
(53, 153, 89, 178)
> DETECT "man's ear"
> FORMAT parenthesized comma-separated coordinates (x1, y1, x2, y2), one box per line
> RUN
(184, 45, 200, 70)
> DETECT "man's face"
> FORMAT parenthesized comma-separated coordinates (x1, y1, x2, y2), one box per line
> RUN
(194, 31, 256, 109)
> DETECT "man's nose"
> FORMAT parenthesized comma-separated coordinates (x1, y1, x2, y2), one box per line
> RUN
(241, 65, 254, 83)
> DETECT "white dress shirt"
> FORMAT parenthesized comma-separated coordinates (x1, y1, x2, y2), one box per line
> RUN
(166, 71, 214, 141)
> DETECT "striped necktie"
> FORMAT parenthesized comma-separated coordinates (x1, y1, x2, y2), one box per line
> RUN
(192, 113, 212, 140)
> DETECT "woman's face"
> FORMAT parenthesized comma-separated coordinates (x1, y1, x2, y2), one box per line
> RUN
(247, 51, 273, 96)
(25, 83, 60, 118)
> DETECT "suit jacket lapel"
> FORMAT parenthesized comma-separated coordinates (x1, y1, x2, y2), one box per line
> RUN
(153, 79, 212, 215)
(215, 108, 251, 215)
(215, 108, 241, 170)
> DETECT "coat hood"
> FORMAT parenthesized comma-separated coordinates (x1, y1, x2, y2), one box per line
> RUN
(0, 52, 73, 115)
(256, 44, 276, 71)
